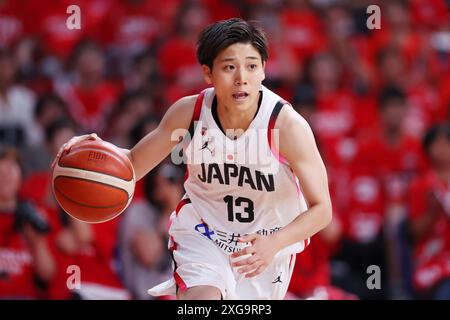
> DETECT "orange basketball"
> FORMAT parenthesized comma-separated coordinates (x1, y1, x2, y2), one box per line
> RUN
(52, 139, 135, 223)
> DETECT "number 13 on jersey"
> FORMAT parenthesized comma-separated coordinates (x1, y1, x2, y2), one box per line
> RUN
(223, 195, 254, 223)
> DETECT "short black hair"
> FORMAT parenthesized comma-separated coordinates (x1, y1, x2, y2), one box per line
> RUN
(379, 86, 406, 109)
(196, 18, 268, 69)
(422, 122, 450, 155)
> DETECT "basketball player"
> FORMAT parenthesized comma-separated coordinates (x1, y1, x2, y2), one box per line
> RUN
(53, 18, 332, 300)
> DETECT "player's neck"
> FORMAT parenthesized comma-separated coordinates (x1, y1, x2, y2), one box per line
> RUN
(217, 105, 255, 131)
(216, 93, 260, 135)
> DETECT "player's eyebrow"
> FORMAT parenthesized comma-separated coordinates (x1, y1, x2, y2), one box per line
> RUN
(220, 56, 259, 62)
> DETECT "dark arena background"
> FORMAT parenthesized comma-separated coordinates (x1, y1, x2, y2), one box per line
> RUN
(0, 0, 449, 306)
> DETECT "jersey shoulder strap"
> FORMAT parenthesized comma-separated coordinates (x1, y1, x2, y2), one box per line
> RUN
(187, 90, 206, 138)
(268, 99, 291, 165)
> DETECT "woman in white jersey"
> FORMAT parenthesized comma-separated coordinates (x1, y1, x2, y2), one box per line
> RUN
(53, 18, 332, 300)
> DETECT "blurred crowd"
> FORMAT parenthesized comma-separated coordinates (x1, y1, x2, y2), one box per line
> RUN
(0, 0, 449, 300)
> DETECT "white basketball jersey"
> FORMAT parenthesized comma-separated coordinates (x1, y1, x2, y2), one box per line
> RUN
(181, 85, 309, 255)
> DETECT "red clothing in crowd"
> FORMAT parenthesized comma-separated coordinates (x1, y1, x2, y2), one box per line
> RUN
(158, 37, 198, 83)
(0, 210, 44, 298)
(99, 0, 181, 50)
(279, 7, 327, 64)
(360, 133, 428, 205)
(341, 172, 385, 244)
(440, 74, 450, 113)
(0, 0, 26, 47)
(158, 36, 208, 104)
(335, 130, 425, 243)
(289, 237, 331, 297)
(410, 0, 449, 30)
(328, 136, 383, 243)
(55, 81, 119, 134)
(288, 227, 357, 300)
(405, 83, 448, 139)
(314, 90, 358, 143)
(369, 19, 426, 71)
(201, 0, 241, 22)
(20, 172, 128, 299)
(26, 0, 112, 59)
(312, 90, 373, 177)
(409, 171, 450, 291)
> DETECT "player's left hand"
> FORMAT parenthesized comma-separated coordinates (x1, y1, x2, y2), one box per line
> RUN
(230, 233, 280, 278)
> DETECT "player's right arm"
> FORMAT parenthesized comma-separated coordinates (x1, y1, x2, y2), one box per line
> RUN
(124, 95, 196, 180)
(52, 95, 197, 181)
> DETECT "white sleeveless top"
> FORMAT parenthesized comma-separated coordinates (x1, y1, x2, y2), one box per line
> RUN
(181, 85, 309, 254)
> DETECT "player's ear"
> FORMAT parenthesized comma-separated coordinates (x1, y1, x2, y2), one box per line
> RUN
(202, 65, 213, 85)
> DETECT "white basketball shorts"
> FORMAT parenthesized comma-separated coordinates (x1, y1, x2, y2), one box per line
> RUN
(147, 200, 309, 300)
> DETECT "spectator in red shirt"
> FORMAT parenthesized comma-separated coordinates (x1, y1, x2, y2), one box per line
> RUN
(54, 40, 120, 135)
(279, 0, 327, 65)
(363, 87, 427, 207)
(0, 145, 56, 299)
(440, 74, 450, 118)
(331, 158, 388, 299)
(157, 1, 211, 104)
(298, 51, 370, 172)
(361, 86, 428, 298)
(408, 122, 450, 299)
(288, 211, 357, 300)
(304, 52, 354, 146)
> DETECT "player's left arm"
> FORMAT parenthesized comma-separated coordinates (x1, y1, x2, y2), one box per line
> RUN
(271, 104, 333, 247)
(231, 105, 332, 277)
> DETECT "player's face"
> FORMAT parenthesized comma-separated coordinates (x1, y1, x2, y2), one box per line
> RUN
(203, 43, 265, 112)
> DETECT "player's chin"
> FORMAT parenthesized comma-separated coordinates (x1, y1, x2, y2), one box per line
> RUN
(229, 97, 252, 111)
(230, 94, 250, 105)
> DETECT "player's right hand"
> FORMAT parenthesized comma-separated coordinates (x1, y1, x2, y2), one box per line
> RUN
(51, 133, 101, 169)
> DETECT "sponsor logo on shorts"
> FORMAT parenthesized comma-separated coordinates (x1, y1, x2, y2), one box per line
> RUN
(193, 224, 284, 254)
(194, 222, 215, 240)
